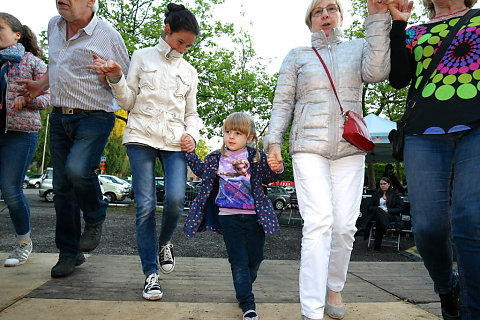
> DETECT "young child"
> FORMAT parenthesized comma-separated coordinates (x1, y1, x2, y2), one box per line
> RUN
(184, 112, 284, 320)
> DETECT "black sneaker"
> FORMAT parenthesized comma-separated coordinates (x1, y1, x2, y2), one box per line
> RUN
(79, 221, 103, 252)
(143, 273, 163, 300)
(159, 242, 175, 274)
(51, 256, 77, 278)
(440, 282, 461, 320)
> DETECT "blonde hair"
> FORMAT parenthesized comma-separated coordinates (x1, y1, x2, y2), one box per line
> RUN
(305, 0, 343, 29)
(221, 112, 260, 163)
(422, 0, 477, 19)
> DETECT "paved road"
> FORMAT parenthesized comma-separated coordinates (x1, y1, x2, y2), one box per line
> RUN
(0, 188, 417, 262)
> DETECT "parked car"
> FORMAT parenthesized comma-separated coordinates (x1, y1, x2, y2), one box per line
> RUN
(155, 177, 199, 207)
(28, 173, 43, 188)
(23, 175, 29, 189)
(38, 168, 54, 202)
(40, 168, 109, 203)
(267, 186, 291, 210)
(98, 175, 130, 203)
(99, 174, 133, 200)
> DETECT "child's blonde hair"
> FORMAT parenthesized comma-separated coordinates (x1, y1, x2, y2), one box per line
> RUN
(221, 112, 260, 163)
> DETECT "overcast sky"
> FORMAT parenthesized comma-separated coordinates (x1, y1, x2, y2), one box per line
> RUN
(2, 0, 357, 74)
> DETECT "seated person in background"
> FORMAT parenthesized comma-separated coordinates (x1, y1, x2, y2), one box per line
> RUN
(369, 177, 404, 251)
(382, 163, 406, 195)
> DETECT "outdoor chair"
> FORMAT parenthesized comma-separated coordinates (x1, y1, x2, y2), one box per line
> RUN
(278, 202, 303, 226)
(367, 220, 401, 251)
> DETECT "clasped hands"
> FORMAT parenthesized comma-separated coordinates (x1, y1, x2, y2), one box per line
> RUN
(267, 145, 284, 174)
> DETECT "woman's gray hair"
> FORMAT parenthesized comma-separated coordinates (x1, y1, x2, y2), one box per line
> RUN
(422, 0, 477, 19)
(305, 0, 343, 29)
(92, 0, 99, 13)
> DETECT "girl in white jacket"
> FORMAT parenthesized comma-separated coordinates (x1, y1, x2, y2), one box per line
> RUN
(89, 3, 202, 301)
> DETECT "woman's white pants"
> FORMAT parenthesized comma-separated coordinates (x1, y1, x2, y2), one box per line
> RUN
(292, 153, 365, 319)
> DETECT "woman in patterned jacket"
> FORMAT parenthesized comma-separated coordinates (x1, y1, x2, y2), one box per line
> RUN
(0, 12, 49, 267)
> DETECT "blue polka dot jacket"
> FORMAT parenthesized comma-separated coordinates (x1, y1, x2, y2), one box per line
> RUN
(183, 147, 282, 238)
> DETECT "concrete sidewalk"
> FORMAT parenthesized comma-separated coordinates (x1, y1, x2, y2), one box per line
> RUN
(0, 252, 441, 320)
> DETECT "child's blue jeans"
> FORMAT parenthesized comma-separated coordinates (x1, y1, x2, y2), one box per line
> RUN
(219, 214, 265, 313)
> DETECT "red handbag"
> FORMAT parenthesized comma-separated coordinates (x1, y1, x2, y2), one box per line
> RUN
(312, 47, 374, 152)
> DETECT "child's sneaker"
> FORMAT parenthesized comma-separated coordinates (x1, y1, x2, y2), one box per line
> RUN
(143, 273, 163, 300)
(4, 241, 33, 267)
(243, 310, 258, 320)
(159, 242, 175, 274)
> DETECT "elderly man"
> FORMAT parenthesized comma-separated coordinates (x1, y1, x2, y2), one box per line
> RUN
(20, 0, 129, 277)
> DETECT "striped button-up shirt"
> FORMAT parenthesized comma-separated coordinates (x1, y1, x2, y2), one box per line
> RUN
(48, 15, 129, 112)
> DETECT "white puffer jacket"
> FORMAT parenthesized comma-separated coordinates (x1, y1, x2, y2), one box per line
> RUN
(109, 37, 202, 151)
(264, 13, 391, 160)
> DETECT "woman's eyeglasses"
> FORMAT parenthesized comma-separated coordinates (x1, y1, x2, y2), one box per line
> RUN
(311, 4, 339, 17)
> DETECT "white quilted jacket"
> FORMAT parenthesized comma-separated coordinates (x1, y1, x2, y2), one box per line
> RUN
(264, 13, 391, 160)
(109, 37, 202, 151)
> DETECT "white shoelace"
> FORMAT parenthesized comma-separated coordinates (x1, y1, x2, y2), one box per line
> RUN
(160, 244, 173, 262)
(145, 274, 160, 291)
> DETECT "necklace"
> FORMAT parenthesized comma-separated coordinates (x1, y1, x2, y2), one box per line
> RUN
(434, 7, 469, 20)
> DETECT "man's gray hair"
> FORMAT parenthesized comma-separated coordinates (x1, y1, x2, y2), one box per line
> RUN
(92, 0, 99, 13)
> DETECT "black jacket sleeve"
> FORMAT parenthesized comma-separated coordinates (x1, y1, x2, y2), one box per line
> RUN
(387, 192, 404, 216)
(389, 20, 415, 89)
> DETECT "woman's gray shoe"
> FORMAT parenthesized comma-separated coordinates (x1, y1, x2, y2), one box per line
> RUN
(325, 301, 345, 319)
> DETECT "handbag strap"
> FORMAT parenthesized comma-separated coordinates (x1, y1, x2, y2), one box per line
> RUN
(312, 47, 345, 114)
(399, 8, 479, 125)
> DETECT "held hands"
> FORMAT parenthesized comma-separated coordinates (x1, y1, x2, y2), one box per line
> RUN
(13, 96, 28, 111)
(385, 0, 413, 21)
(267, 145, 284, 173)
(367, 0, 389, 14)
(17, 79, 43, 103)
(181, 133, 196, 153)
(86, 54, 122, 84)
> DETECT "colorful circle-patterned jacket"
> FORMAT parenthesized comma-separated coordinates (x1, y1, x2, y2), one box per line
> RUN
(183, 146, 282, 238)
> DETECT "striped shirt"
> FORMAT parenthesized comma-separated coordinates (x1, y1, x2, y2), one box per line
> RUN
(48, 15, 129, 112)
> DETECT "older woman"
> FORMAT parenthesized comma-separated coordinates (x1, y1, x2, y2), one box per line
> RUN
(388, 0, 480, 319)
(263, 0, 391, 319)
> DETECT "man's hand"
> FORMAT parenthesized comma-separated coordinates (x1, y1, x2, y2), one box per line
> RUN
(181, 133, 196, 153)
(17, 79, 43, 102)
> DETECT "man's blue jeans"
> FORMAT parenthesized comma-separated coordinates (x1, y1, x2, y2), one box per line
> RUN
(127, 145, 187, 275)
(219, 214, 265, 313)
(49, 110, 114, 257)
(0, 131, 37, 239)
(404, 127, 480, 319)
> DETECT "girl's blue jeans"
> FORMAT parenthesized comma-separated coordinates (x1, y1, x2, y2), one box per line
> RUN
(127, 144, 186, 275)
(404, 127, 480, 319)
(0, 130, 37, 239)
(219, 214, 265, 313)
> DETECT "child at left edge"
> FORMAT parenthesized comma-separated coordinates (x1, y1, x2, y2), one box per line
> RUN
(183, 112, 284, 320)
